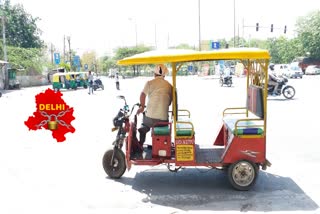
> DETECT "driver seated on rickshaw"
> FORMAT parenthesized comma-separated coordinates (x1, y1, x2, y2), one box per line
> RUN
(136, 64, 173, 151)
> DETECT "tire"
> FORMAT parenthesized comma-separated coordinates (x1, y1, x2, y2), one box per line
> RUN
(0, 92, 2, 97)
(228, 160, 258, 191)
(101, 84, 104, 90)
(227, 80, 232, 87)
(102, 149, 126, 179)
(219, 79, 223, 87)
(282, 85, 295, 99)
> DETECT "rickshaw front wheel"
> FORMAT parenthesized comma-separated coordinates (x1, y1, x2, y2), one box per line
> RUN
(228, 160, 258, 191)
(102, 149, 126, 179)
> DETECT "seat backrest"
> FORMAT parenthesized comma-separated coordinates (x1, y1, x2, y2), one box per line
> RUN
(247, 85, 264, 119)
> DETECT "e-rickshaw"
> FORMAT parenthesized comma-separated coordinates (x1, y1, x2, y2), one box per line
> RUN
(52, 72, 88, 91)
(102, 48, 271, 190)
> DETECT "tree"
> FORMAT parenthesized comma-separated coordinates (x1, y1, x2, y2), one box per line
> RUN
(174, 43, 195, 50)
(6, 46, 45, 75)
(100, 56, 116, 74)
(296, 10, 320, 60)
(0, 0, 43, 48)
(81, 51, 97, 72)
(113, 45, 152, 76)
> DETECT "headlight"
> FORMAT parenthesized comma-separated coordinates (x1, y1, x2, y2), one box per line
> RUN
(113, 111, 124, 127)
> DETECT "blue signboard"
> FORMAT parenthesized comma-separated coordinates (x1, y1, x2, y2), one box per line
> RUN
(73, 55, 80, 67)
(84, 64, 88, 70)
(187, 65, 193, 72)
(211, 41, 220, 50)
(54, 53, 60, 65)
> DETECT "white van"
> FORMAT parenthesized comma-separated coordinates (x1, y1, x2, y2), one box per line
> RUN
(274, 64, 289, 75)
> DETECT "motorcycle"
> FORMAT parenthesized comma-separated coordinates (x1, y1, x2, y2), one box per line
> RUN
(267, 76, 295, 99)
(219, 75, 232, 87)
(102, 96, 141, 178)
(93, 78, 104, 91)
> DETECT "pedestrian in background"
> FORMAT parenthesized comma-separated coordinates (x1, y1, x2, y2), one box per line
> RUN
(88, 70, 94, 95)
(115, 72, 120, 90)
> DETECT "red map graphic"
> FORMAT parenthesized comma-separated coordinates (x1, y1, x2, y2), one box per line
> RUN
(25, 88, 75, 142)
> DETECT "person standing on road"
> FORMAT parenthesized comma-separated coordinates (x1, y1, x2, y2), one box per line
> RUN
(115, 72, 120, 90)
(88, 70, 94, 95)
(136, 64, 173, 149)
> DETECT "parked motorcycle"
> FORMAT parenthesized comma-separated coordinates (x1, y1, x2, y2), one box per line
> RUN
(93, 78, 104, 91)
(219, 75, 232, 87)
(267, 76, 295, 99)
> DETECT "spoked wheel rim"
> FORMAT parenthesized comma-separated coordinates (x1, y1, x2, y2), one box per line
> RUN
(283, 86, 295, 99)
(230, 161, 256, 188)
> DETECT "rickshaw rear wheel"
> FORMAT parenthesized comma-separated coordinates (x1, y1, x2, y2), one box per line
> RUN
(102, 149, 126, 179)
(228, 160, 258, 191)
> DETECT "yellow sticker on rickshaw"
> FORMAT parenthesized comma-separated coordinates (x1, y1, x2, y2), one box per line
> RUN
(176, 144, 194, 161)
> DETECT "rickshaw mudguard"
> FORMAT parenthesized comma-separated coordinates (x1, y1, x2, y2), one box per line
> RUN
(221, 136, 266, 164)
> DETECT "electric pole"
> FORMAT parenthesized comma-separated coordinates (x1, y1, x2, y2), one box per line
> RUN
(1, 15, 8, 89)
(67, 36, 71, 71)
(49, 43, 54, 65)
(63, 35, 66, 63)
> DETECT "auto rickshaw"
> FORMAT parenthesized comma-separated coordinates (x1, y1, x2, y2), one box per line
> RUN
(102, 48, 271, 190)
(52, 72, 88, 91)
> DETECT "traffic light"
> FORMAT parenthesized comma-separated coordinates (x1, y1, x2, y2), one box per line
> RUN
(284, 25, 287, 34)
(256, 23, 259, 31)
(271, 24, 273, 32)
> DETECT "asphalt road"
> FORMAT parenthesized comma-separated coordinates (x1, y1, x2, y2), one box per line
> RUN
(0, 75, 319, 214)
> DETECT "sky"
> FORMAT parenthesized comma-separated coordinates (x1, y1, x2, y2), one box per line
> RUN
(9, 0, 320, 57)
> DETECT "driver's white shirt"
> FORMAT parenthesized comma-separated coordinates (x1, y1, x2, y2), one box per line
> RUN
(142, 76, 172, 120)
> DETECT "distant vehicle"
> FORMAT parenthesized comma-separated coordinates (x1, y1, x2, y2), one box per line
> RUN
(282, 62, 303, 78)
(305, 65, 320, 75)
(292, 57, 320, 74)
(274, 64, 289, 76)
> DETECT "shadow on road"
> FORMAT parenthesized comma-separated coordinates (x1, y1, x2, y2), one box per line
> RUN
(113, 168, 318, 212)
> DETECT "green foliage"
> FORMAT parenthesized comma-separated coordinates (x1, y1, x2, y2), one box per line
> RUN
(1, 1, 43, 48)
(6, 45, 44, 74)
(175, 43, 195, 50)
(296, 10, 320, 60)
(100, 56, 116, 73)
(113, 45, 152, 60)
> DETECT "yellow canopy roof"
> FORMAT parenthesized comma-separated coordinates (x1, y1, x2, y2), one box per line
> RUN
(117, 48, 270, 66)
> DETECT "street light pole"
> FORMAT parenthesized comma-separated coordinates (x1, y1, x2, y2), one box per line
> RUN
(198, 0, 201, 51)
(233, 0, 236, 47)
(128, 18, 138, 47)
(154, 23, 157, 49)
(135, 23, 137, 47)
(67, 36, 72, 71)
